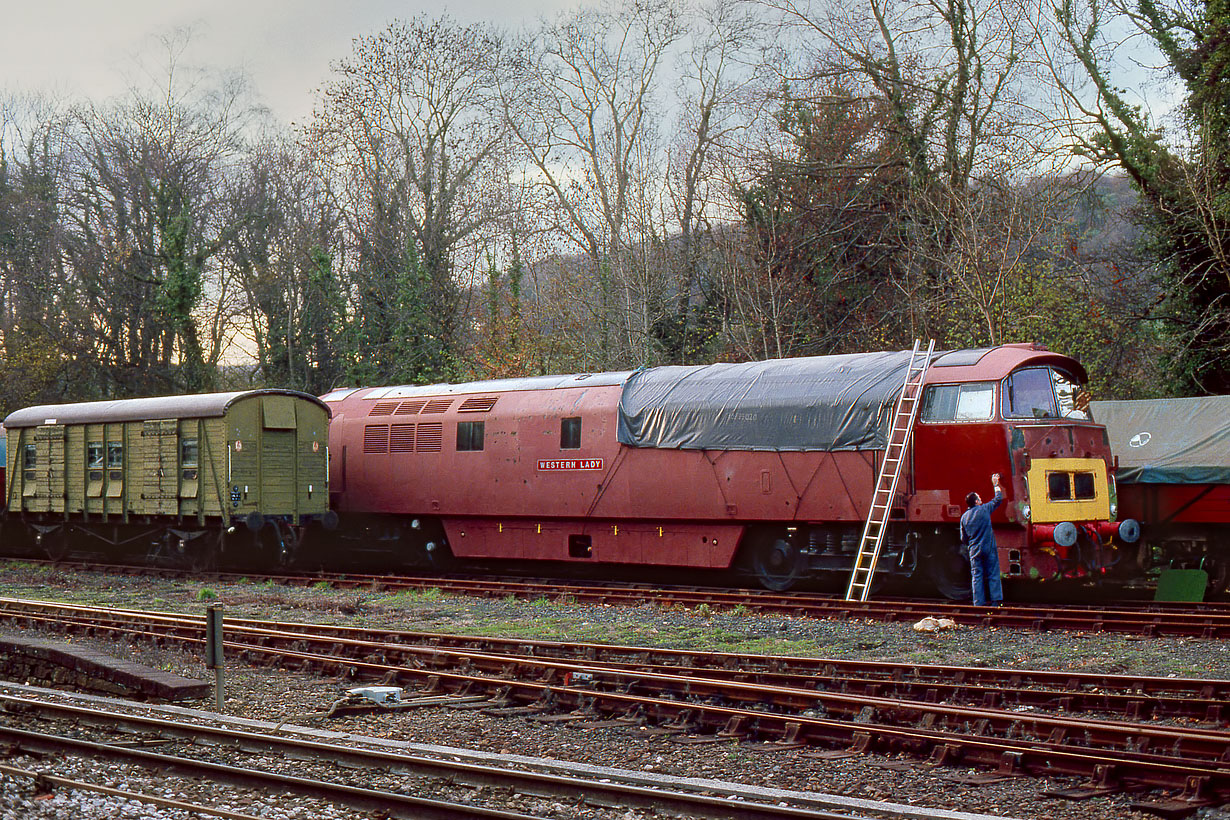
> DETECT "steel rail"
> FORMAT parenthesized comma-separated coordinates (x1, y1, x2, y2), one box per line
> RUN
(1, 597, 1225, 724)
(5, 557, 1229, 637)
(0, 724, 545, 820)
(63, 625, 1228, 795)
(0, 697, 893, 820)
(1, 599, 1227, 796)
(0, 761, 265, 820)
(190, 639, 1230, 798)
(17, 595, 1230, 773)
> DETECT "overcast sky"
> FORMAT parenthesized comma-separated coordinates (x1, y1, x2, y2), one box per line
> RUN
(2, 0, 576, 125)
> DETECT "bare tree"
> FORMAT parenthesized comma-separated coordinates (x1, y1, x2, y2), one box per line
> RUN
(63, 30, 255, 395)
(658, 0, 767, 362)
(311, 16, 513, 383)
(0, 94, 76, 409)
(224, 136, 345, 393)
(500, 0, 683, 367)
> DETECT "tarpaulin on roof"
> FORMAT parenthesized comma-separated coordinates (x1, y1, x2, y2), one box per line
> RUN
(1091, 397, 1230, 484)
(617, 351, 915, 451)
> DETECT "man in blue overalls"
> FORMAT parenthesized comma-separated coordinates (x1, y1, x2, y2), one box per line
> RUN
(960, 473, 1005, 606)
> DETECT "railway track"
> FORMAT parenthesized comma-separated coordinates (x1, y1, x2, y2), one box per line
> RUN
(0, 597, 1227, 813)
(0, 684, 991, 820)
(6, 556, 1230, 638)
(3, 596, 1228, 724)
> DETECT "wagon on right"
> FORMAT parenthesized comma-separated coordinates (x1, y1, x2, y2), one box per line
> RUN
(1091, 396, 1230, 596)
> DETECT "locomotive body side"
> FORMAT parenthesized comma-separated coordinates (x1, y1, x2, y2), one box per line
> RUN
(325, 366, 905, 584)
(327, 344, 1136, 593)
(3, 390, 330, 567)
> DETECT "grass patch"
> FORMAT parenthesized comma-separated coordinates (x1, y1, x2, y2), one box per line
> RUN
(379, 587, 444, 607)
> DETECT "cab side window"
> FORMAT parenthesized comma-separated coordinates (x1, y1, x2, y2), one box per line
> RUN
(920, 384, 994, 422)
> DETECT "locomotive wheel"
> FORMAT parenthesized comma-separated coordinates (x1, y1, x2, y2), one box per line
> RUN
(749, 529, 802, 591)
(926, 542, 971, 601)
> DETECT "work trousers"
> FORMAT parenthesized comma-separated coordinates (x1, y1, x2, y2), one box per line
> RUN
(969, 545, 1003, 606)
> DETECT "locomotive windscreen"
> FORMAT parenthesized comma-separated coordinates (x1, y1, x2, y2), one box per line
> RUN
(1091, 396, 1230, 484)
(617, 351, 916, 451)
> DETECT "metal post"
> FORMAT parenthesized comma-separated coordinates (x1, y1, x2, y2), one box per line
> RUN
(204, 603, 225, 710)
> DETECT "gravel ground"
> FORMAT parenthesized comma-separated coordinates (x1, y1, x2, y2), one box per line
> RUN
(1, 561, 1229, 820)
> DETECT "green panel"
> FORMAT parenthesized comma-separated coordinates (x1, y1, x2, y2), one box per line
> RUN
(262, 396, 297, 429)
(103, 423, 125, 513)
(65, 427, 84, 514)
(261, 429, 297, 512)
(84, 423, 105, 512)
(4, 430, 15, 512)
(296, 402, 328, 515)
(203, 418, 227, 517)
(228, 401, 261, 520)
(1155, 569, 1208, 603)
(137, 419, 179, 516)
(33, 426, 66, 513)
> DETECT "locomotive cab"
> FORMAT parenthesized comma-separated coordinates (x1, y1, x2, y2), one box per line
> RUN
(1000, 365, 1139, 580)
(914, 347, 1139, 595)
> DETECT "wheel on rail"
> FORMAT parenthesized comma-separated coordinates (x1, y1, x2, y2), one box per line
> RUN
(925, 541, 971, 601)
(182, 533, 219, 573)
(35, 526, 70, 562)
(746, 528, 803, 591)
(426, 540, 456, 572)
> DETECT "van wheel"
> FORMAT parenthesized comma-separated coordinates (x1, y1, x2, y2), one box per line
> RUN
(38, 527, 69, 562)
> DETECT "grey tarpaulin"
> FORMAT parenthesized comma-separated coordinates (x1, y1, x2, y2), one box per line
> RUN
(617, 351, 916, 452)
(1091, 397, 1230, 484)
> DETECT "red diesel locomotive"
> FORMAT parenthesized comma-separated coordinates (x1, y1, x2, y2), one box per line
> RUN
(322, 343, 1139, 596)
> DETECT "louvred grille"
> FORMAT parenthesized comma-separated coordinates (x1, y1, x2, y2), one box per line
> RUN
(415, 422, 443, 451)
(390, 424, 415, 452)
(459, 396, 497, 413)
(422, 399, 453, 414)
(368, 401, 399, 416)
(395, 400, 426, 415)
(363, 425, 389, 454)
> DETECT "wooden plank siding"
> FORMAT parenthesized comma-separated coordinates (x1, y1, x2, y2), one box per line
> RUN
(4, 392, 330, 526)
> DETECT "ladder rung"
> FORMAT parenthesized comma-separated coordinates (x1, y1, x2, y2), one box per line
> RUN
(847, 338, 933, 602)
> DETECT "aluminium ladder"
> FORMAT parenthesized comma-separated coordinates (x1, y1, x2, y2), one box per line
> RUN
(844, 339, 935, 602)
